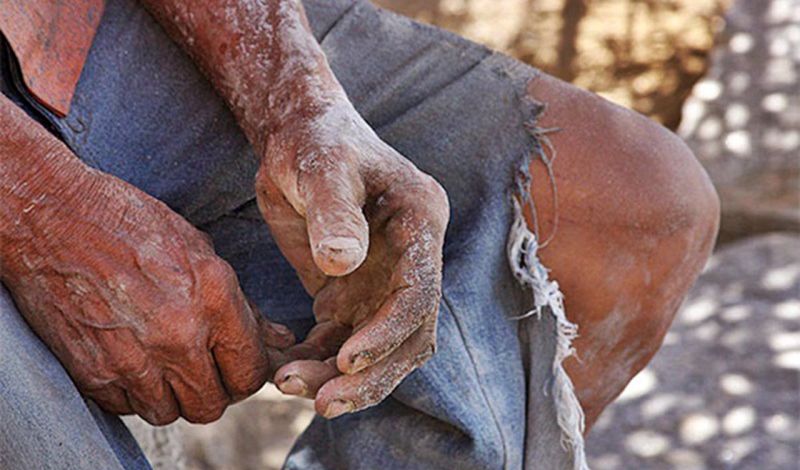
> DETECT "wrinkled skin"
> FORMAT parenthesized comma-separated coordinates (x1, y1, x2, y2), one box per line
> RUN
(139, 0, 451, 418)
(2, 0, 718, 429)
(0, 96, 294, 425)
(258, 102, 448, 417)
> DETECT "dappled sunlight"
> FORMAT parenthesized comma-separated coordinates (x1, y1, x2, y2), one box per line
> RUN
(722, 407, 757, 436)
(587, 235, 800, 469)
(616, 368, 658, 402)
(680, 413, 721, 446)
(774, 300, 800, 320)
(762, 264, 800, 290)
(679, 0, 799, 243)
(625, 430, 672, 458)
(719, 373, 755, 396)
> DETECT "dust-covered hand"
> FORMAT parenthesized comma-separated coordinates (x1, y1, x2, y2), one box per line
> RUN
(136, 0, 450, 418)
(0, 98, 293, 425)
(258, 99, 449, 418)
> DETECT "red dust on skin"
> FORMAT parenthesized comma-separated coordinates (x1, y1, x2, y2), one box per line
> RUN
(0, 0, 718, 428)
(0, 95, 295, 426)
(524, 74, 719, 429)
(137, 0, 451, 419)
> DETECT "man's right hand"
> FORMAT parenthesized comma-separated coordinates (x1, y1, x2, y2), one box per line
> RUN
(0, 97, 293, 425)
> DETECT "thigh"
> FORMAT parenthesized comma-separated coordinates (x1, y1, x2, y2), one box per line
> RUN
(0, 284, 148, 470)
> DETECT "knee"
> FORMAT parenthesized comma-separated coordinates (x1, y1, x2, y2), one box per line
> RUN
(527, 73, 720, 254)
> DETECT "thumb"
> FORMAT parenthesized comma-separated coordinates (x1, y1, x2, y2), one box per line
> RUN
(301, 166, 369, 276)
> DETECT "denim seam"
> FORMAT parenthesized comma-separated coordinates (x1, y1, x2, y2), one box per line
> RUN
(317, 0, 359, 44)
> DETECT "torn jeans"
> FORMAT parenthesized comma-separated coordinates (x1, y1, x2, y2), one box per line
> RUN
(0, 0, 587, 468)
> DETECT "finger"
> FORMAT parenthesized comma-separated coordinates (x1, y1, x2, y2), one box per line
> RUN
(261, 319, 296, 349)
(165, 352, 231, 424)
(300, 160, 369, 277)
(312, 263, 389, 325)
(121, 367, 181, 426)
(86, 383, 134, 416)
(337, 211, 443, 375)
(275, 357, 340, 398)
(315, 317, 436, 418)
(256, 173, 327, 294)
(211, 294, 272, 401)
(269, 321, 349, 391)
(249, 300, 296, 349)
(280, 321, 351, 363)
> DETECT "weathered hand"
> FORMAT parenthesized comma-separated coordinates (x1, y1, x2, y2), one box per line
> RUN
(257, 100, 449, 418)
(0, 129, 293, 425)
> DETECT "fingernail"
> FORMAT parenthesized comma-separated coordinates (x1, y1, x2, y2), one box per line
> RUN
(278, 375, 308, 396)
(315, 237, 367, 275)
(318, 236, 362, 254)
(325, 399, 355, 418)
(271, 323, 292, 336)
(349, 351, 373, 373)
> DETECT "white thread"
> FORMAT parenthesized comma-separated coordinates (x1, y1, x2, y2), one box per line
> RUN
(507, 198, 589, 470)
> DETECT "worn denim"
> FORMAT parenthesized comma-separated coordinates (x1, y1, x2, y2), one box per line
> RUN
(0, 0, 585, 468)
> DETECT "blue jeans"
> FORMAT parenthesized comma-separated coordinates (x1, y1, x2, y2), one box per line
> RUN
(0, 0, 587, 468)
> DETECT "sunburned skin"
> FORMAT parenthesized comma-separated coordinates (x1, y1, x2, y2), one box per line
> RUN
(138, 0, 450, 419)
(524, 74, 720, 428)
(0, 95, 295, 425)
(0, 0, 719, 430)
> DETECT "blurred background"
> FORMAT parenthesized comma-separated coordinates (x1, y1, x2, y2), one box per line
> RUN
(126, 0, 800, 468)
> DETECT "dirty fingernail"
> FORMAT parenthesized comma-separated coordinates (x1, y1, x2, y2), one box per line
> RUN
(318, 236, 362, 253)
(315, 237, 366, 274)
(278, 375, 308, 396)
(349, 351, 373, 373)
(324, 399, 355, 418)
(271, 323, 292, 336)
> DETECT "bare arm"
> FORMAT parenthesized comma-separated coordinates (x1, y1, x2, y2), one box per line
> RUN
(139, 0, 344, 154)
(139, 0, 450, 418)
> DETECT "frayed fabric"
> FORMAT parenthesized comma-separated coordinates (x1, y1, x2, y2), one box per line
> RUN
(507, 107, 589, 469)
(507, 200, 588, 470)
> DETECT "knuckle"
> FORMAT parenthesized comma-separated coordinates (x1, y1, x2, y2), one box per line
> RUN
(196, 257, 242, 310)
(421, 175, 450, 224)
(114, 355, 153, 380)
(296, 151, 335, 183)
(184, 400, 228, 424)
(200, 256, 238, 285)
(423, 174, 447, 202)
(153, 320, 204, 354)
(226, 367, 268, 401)
(407, 170, 450, 232)
(254, 165, 270, 193)
(141, 405, 179, 426)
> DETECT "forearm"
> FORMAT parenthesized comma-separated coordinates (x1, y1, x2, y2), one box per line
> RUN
(0, 97, 101, 263)
(0, 97, 85, 217)
(139, 0, 345, 154)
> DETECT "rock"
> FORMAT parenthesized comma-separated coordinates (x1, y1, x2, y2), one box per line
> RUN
(679, 0, 800, 243)
(587, 233, 800, 469)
